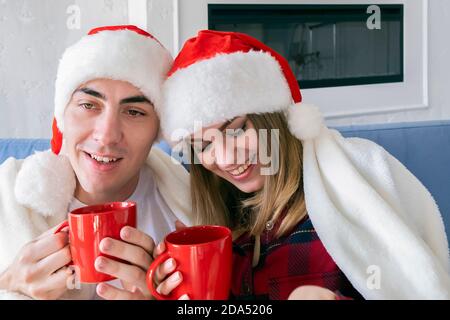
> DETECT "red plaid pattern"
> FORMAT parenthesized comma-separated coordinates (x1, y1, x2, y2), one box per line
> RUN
(231, 216, 363, 300)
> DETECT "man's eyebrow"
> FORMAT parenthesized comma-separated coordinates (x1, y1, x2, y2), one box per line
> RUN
(74, 87, 106, 100)
(120, 96, 152, 105)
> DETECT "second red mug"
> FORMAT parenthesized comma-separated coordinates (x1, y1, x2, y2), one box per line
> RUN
(55, 201, 137, 283)
(146, 225, 232, 300)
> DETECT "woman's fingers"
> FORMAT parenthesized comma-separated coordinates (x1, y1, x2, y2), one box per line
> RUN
(156, 271, 183, 296)
(153, 258, 176, 285)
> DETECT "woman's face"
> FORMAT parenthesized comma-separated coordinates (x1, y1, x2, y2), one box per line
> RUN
(191, 116, 265, 193)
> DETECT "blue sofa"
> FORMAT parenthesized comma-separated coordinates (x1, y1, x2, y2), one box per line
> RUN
(338, 120, 450, 230)
(0, 140, 174, 164)
(1, 120, 449, 241)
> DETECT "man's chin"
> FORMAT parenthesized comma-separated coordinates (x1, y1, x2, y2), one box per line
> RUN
(75, 170, 140, 203)
(76, 177, 119, 197)
(80, 184, 114, 196)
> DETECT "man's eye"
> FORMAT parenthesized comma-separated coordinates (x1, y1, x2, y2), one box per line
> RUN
(80, 103, 95, 110)
(127, 109, 145, 117)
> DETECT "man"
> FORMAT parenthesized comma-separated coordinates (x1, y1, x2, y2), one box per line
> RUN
(0, 25, 192, 300)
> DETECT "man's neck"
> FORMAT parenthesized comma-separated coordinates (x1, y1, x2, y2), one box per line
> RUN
(74, 174, 140, 205)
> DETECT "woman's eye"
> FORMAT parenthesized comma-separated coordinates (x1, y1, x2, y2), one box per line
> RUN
(191, 140, 209, 154)
(126, 109, 145, 117)
(226, 124, 246, 137)
(202, 142, 212, 152)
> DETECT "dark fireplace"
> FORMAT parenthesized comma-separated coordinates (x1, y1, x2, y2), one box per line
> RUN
(208, 4, 403, 89)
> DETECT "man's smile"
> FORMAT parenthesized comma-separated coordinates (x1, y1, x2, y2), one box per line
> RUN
(83, 151, 124, 172)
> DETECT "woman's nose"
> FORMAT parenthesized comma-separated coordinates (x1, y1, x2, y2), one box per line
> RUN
(213, 138, 242, 168)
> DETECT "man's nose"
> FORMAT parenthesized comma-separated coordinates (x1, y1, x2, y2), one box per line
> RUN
(92, 109, 123, 146)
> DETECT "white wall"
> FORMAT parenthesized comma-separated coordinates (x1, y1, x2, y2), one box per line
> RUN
(0, 0, 449, 139)
(328, 0, 450, 127)
(0, 0, 129, 138)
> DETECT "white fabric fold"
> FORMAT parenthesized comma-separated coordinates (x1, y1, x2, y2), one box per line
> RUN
(303, 128, 450, 299)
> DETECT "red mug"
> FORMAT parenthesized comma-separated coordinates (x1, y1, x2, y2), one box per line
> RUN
(55, 201, 137, 283)
(146, 225, 232, 300)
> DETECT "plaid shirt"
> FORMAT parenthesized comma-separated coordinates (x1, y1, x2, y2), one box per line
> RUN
(231, 216, 363, 300)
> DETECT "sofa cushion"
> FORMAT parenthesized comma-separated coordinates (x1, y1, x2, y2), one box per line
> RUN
(0, 139, 49, 164)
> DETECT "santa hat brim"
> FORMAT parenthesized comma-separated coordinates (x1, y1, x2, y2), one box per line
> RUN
(161, 50, 293, 142)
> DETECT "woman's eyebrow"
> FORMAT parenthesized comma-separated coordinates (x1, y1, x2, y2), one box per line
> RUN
(218, 118, 235, 132)
(190, 117, 239, 144)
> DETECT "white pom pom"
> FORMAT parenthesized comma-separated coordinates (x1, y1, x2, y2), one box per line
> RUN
(287, 103, 325, 141)
(15, 150, 76, 217)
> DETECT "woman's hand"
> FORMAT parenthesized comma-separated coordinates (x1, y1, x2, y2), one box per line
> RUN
(288, 285, 337, 300)
(0, 224, 73, 300)
(149, 220, 189, 300)
(149, 240, 187, 299)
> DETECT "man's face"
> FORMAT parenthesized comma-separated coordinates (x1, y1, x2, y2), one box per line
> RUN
(63, 79, 159, 201)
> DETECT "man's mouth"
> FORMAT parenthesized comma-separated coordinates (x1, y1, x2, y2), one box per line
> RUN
(84, 152, 123, 164)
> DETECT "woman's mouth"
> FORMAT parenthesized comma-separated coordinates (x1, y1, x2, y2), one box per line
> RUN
(229, 162, 251, 176)
(226, 154, 257, 180)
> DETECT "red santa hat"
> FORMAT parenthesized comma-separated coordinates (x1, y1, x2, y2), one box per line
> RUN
(51, 25, 172, 154)
(160, 29, 324, 143)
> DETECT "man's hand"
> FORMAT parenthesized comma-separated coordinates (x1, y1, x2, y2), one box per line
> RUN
(94, 226, 156, 300)
(0, 224, 73, 299)
(95, 222, 189, 300)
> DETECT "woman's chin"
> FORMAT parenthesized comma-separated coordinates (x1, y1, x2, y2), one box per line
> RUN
(233, 177, 265, 194)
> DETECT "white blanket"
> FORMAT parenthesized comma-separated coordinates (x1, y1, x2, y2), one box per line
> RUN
(303, 128, 450, 299)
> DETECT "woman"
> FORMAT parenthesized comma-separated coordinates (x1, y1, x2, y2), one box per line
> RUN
(156, 30, 450, 299)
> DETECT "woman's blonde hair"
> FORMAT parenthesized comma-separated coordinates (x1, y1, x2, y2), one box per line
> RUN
(190, 112, 307, 239)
